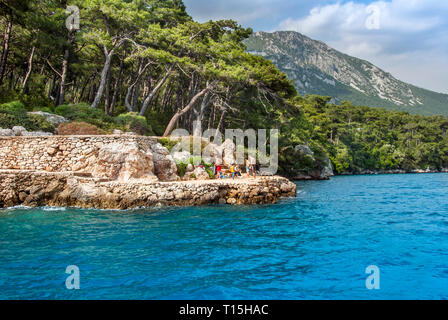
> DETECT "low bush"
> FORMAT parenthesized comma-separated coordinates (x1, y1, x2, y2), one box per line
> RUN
(57, 122, 104, 135)
(114, 112, 154, 136)
(0, 101, 55, 132)
(158, 137, 179, 152)
(0, 101, 26, 112)
(175, 161, 188, 177)
(55, 104, 115, 130)
(32, 106, 54, 113)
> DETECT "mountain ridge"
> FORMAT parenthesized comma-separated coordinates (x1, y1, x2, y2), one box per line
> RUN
(244, 31, 448, 116)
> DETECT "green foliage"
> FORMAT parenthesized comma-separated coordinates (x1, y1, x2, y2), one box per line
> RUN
(174, 156, 215, 179)
(300, 96, 448, 173)
(158, 137, 179, 152)
(55, 104, 115, 131)
(175, 161, 188, 177)
(33, 107, 53, 113)
(115, 112, 154, 136)
(0, 105, 55, 133)
(204, 165, 215, 179)
(0, 101, 26, 112)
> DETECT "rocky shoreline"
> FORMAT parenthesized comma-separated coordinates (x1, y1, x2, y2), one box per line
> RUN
(0, 170, 296, 210)
(0, 135, 297, 210)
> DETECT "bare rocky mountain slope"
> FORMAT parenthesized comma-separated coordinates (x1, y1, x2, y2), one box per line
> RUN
(245, 31, 448, 116)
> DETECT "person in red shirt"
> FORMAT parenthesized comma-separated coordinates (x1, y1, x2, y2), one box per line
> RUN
(216, 164, 222, 179)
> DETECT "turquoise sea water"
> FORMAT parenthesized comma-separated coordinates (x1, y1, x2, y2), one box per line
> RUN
(0, 173, 447, 300)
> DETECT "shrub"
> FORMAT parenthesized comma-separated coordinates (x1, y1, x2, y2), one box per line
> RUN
(174, 157, 215, 179)
(205, 167, 215, 179)
(0, 108, 55, 133)
(55, 104, 115, 130)
(19, 92, 53, 110)
(176, 162, 188, 177)
(27, 114, 56, 132)
(158, 137, 179, 152)
(114, 112, 154, 136)
(33, 106, 53, 113)
(0, 101, 26, 112)
(57, 122, 104, 135)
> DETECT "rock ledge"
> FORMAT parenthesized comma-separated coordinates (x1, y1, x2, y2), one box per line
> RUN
(0, 170, 296, 210)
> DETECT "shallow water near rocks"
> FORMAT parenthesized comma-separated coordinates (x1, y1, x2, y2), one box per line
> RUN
(0, 173, 447, 299)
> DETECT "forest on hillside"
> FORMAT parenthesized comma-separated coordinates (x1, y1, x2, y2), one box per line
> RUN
(1, 0, 448, 177)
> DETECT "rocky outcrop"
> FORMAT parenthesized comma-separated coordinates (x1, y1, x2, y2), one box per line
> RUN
(150, 143, 179, 181)
(172, 150, 191, 163)
(0, 170, 296, 209)
(295, 144, 314, 157)
(84, 142, 157, 182)
(293, 144, 334, 180)
(171, 138, 237, 166)
(27, 112, 66, 127)
(0, 126, 53, 137)
(213, 139, 236, 166)
(0, 128, 14, 136)
(193, 166, 210, 180)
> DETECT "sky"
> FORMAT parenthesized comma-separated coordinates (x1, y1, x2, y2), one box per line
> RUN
(183, 0, 448, 94)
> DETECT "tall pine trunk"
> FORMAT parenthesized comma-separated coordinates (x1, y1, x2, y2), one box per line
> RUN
(139, 64, 174, 116)
(21, 46, 35, 91)
(163, 84, 213, 137)
(109, 47, 125, 115)
(0, 12, 13, 85)
(56, 30, 75, 106)
(90, 46, 113, 109)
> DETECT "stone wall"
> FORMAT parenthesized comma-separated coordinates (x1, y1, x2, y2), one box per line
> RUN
(0, 135, 182, 182)
(0, 135, 157, 173)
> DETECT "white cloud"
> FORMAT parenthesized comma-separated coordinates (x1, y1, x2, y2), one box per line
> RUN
(184, 0, 282, 24)
(277, 0, 448, 93)
(183, 0, 321, 30)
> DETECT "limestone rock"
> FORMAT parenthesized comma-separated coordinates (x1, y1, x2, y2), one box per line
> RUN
(0, 128, 14, 136)
(193, 167, 210, 180)
(22, 131, 53, 136)
(172, 150, 191, 163)
(12, 126, 27, 136)
(320, 158, 334, 179)
(150, 143, 179, 182)
(0, 170, 297, 209)
(87, 142, 157, 182)
(28, 112, 66, 127)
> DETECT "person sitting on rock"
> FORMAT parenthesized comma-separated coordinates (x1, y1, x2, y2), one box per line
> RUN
(231, 164, 242, 179)
(235, 165, 242, 178)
